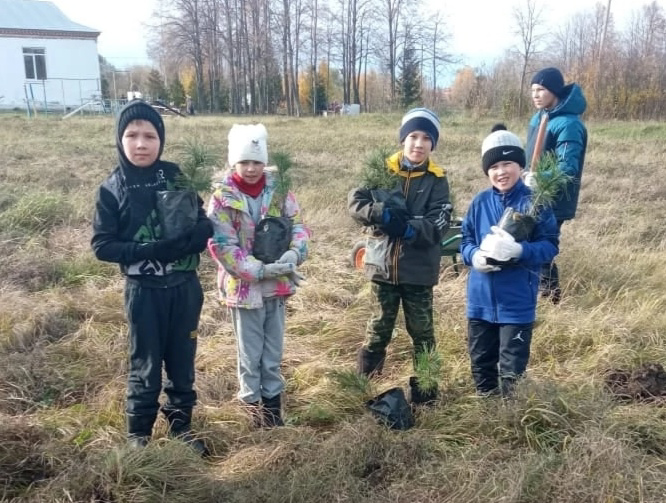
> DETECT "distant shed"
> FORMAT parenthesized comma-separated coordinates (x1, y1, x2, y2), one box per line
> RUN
(0, 0, 101, 111)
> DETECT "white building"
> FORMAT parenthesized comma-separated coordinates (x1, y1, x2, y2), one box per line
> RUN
(0, 0, 101, 111)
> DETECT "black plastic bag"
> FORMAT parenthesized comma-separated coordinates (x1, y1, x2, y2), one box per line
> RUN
(366, 387, 414, 430)
(253, 216, 293, 264)
(497, 207, 535, 242)
(156, 190, 198, 239)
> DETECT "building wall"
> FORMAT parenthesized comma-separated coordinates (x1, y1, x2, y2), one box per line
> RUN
(0, 35, 100, 110)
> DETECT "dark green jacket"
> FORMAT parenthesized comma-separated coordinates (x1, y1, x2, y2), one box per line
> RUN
(348, 152, 452, 286)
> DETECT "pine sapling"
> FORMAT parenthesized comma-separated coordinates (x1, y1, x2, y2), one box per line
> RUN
(528, 151, 573, 218)
(359, 146, 398, 189)
(413, 348, 442, 393)
(175, 137, 219, 193)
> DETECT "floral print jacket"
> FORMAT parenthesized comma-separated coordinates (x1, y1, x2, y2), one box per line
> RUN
(207, 170, 309, 309)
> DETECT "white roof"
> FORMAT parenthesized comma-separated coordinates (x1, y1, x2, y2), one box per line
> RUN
(0, 0, 99, 33)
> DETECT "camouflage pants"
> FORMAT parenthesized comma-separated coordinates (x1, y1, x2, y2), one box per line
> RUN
(364, 281, 435, 356)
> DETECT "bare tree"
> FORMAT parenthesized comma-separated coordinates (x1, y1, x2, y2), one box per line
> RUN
(513, 0, 545, 115)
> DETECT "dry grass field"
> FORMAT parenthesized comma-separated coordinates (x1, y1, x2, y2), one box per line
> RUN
(2, 112, 666, 502)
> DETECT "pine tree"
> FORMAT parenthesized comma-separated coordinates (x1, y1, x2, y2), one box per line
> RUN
(146, 69, 167, 101)
(399, 46, 422, 108)
(169, 74, 186, 107)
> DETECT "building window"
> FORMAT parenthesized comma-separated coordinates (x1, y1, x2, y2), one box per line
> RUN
(23, 47, 47, 80)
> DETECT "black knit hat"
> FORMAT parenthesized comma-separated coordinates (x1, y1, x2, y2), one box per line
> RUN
(399, 107, 441, 150)
(481, 124, 526, 175)
(531, 67, 564, 97)
(116, 100, 165, 165)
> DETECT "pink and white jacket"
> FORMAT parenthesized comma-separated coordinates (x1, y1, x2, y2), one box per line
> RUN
(207, 170, 309, 309)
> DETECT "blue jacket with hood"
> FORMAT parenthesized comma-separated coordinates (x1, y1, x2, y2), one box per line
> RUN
(526, 83, 588, 222)
(461, 180, 559, 324)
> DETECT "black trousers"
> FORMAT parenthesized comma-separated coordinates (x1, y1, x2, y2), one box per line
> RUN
(467, 319, 533, 393)
(540, 220, 564, 296)
(124, 274, 203, 423)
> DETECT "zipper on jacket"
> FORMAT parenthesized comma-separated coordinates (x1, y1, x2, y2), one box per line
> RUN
(392, 172, 413, 284)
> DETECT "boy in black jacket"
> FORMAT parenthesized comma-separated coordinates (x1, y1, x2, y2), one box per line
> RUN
(348, 108, 452, 404)
(91, 100, 212, 455)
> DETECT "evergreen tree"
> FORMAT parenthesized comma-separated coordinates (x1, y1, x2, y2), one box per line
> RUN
(146, 69, 167, 100)
(169, 74, 186, 107)
(98, 55, 116, 100)
(399, 46, 422, 108)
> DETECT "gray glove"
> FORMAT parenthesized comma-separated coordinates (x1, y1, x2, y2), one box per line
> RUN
(262, 262, 296, 279)
(262, 262, 305, 287)
(276, 249, 299, 265)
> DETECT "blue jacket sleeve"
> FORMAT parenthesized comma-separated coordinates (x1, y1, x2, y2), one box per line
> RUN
(460, 200, 479, 266)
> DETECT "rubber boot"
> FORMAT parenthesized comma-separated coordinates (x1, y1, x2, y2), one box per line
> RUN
(127, 413, 156, 449)
(162, 407, 210, 458)
(262, 394, 285, 428)
(357, 348, 386, 377)
(407, 376, 438, 406)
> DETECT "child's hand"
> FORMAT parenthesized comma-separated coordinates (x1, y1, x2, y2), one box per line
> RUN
(184, 219, 214, 254)
(472, 251, 501, 273)
(151, 237, 190, 263)
(480, 226, 523, 262)
(262, 262, 305, 287)
(276, 250, 299, 265)
(523, 172, 537, 189)
(381, 208, 409, 238)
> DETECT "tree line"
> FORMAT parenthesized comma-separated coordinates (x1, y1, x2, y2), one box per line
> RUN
(101, 0, 666, 120)
(450, 0, 666, 120)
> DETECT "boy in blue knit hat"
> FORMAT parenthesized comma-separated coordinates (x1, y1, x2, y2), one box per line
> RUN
(348, 108, 452, 405)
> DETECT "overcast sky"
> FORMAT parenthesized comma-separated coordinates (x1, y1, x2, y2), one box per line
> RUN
(50, 0, 644, 81)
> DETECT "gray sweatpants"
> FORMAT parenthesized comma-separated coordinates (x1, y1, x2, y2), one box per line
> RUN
(230, 297, 286, 403)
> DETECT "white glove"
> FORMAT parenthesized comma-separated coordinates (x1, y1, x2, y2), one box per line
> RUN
(276, 249, 299, 265)
(481, 226, 523, 262)
(472, 251, 500, 273)
(523, 172, 537, 189)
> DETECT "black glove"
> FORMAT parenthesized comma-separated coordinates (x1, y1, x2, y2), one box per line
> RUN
(381, 208, 409, 238)
(154, 236, 190, 263)
(135, 237, 189, 263)
(184, 218, 214, 254)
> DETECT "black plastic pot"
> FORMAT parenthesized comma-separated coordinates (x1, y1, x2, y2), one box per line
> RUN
(253, 216, 293, 264)
(497, 207, 535, 242)
(156, 190, 199, 239)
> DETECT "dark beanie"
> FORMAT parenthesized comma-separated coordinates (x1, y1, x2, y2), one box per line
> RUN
(531, 67, 564, 97)
(481, 123, 526, 175)
(399, 107, 441, 150)
(116, 100, 165, 163)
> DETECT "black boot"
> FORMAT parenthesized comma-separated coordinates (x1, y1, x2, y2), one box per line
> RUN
(357, 348, 386, 377)
(127, 413, 156, 449)
(262, 394, 285, 427)
(162, 407, 210, 458)
(407, 376, 438, 406)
